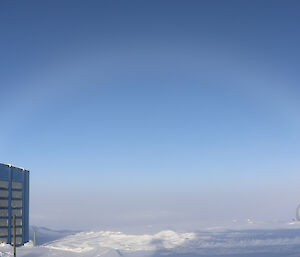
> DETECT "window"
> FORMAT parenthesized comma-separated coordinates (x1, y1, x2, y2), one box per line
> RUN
(10, 236, 22, 245)
(11, 209, 22, 217)
(12, 191, 22, 199)
(11, 200, 22, 208)
(0, 209, 8, 217)
(0, 180, 8, 189)
(0, 200, 8, 208)
(12, 182, 22, 190)
(0, 228, 8, 236)
(0, 219, 8, 226)
(0, 190, 9, 198)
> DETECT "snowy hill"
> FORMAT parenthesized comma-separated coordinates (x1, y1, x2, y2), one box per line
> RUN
(29, 226, 78, 245)
(2, 222, 300, 256)
(45, 230, 195, 254)
(0, 230, 194, 257)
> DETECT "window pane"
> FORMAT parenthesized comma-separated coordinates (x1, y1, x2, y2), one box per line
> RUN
(0, 228, 8, 236)
(0, 190, 8, 198)
(11, 227, 22, 235)
(11, 200, 22, 208)
(0, 181, 8, 189)
(0, 237, 8, 243)
(0, 209, 8, 217)
(12, 182, 22, 190)
(12, 191, 22, 199)
(11, 220, 22, 227)
(11, 209, 22, 216)
(16, 219, 22, 226)
(0, 200, 8, 207)
(0, 219, 8, 226)
(11, 236, 22, 245)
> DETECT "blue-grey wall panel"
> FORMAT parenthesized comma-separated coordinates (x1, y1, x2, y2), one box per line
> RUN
(0, 164, 10, 180)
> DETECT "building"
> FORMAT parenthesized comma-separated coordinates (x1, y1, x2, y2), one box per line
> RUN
(297, 204, 300, 221)
(0, 163, 29, 245)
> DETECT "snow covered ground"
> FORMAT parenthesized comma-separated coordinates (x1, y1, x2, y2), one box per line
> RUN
(2, 221, 300, 256)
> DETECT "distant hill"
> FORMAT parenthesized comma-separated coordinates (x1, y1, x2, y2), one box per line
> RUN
(29, 226, 79, 245)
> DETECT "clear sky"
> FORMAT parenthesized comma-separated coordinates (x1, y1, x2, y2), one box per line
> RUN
(1, 0, 300, 230)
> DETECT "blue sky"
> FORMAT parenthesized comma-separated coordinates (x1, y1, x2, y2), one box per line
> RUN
(1, 1, 300, 229)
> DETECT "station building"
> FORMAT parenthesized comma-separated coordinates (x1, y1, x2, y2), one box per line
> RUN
(0, 163, 29, 245)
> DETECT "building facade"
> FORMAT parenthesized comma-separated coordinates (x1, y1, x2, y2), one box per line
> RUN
(297, 204, 300, 221)
(0, 163, 29, 245)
